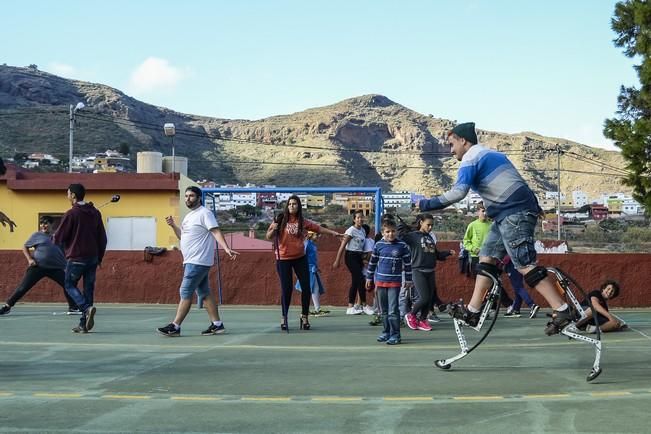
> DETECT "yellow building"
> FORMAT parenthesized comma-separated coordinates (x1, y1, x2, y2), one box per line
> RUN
(347, 196, 374, 216)
(0, 167, 180, 250)
(306, 194, 326, 208)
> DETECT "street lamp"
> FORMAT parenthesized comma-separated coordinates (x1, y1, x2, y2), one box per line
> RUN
(164, 123, 176, 174)
(69, 102, 85, 173)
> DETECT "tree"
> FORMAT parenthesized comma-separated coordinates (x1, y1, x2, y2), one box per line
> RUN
(118, 143, 131, 156)
(604, 0, 651, 211)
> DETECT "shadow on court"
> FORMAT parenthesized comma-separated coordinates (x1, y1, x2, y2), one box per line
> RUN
(1, 304, 650, 433)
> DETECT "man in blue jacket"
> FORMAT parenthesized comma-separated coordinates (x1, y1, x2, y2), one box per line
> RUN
(418, 122, 573, 335)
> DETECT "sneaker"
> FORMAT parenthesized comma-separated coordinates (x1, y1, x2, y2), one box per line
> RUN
(157, 323, 181, 337)
(377, 333, 389, 342)
(504, 306, 521, 318)
(362, 305, 375, 316)
(405, 313, 419, 330)
(201, 323, 226, 335)
(417, 319, 432, 331)
(428, 313, 441, 324)
(544, 308, 576, 336)
(353, 304, 364, 314)
(585, 325, 598, 334)
(67, 307, 82, 315)
(368, 315, 382, 326)
(438, 304, 448, 314)
(346, 307, 362, 315)
(529, 304, 540, 319)
(386, 336, 402, 345)
(449, 303, 480, 327)
(85, 306, 96, 331)
(71, 324, 87, 333)
(0, 305, 11, 315)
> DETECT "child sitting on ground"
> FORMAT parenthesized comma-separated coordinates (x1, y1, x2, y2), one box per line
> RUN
(578, 280, 627, 333)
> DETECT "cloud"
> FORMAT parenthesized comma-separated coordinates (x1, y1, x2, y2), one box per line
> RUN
(128, 57, 188, 94)
(45, 62, 77, 78)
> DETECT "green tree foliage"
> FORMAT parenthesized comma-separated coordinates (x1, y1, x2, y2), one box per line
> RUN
(604, 0, 651, 211)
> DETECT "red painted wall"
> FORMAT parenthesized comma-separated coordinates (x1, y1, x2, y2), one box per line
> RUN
(1, 245, 649, 307)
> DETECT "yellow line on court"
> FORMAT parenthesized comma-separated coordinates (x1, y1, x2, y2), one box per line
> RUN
(524, 394, 571, 399)
(171, 396, 223, 401)
(312, 397, 364, 402)
(383, 396, 433, 401)
(33, 392, 82, 398)
(241, 396, 292, 402)
(0, 392, 14, 397)
(590, 391, 632, 397)
(453, 395, 504, 401)
(102, 394, 151, 400)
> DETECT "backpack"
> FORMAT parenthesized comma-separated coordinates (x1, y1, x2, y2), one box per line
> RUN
(144, 246, 167, 262)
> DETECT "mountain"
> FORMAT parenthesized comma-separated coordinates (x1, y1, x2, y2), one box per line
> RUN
(0, 64, 629, 198)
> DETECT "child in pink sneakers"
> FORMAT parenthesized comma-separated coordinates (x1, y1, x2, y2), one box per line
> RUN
(400, 213, 454, 331)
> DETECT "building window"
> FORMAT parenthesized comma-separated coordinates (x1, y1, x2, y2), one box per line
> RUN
(106, 217, 157, 250)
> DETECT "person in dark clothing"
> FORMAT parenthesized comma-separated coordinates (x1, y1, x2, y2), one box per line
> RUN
(400, 214, 454, 331)
(53, 183, 107, 333)
(578, 280, 626, 333)
(0, 157, 17, 232)
(0, 216, 77, 315)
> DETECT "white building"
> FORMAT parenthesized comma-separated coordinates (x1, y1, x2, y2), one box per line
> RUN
(572, 190, 589, 208)
(382, 191, 412, 209)
(622, 198, 644, 215)
(455, 191, 483, 210)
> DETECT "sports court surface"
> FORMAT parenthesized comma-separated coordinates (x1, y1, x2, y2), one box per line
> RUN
(1, 304, 650, 433)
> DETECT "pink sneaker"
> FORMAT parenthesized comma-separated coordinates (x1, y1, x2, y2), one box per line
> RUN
(405, 313, 419, 330)
(417, 319, 432, 331)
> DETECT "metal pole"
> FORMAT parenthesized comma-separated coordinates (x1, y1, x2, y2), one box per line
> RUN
(68, 105, 74, 173)
(557, 144, 561, 241)
(171, 136, 175, 174)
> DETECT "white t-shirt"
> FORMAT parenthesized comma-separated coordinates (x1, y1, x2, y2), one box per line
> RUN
(180, 206, 219, 266)
(345, 226, 366, 252)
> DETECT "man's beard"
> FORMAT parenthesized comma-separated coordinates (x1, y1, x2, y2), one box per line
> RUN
(186, 199, 200, 209)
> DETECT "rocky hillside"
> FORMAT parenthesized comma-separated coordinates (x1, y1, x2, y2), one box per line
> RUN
(0, 65, 629, 197)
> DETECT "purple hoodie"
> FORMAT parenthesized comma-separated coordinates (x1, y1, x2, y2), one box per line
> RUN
(54, 202, 107, 263)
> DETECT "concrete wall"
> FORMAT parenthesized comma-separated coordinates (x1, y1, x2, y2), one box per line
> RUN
(1, 244, 650, 307)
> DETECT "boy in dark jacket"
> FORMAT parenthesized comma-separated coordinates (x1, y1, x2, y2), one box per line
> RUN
(366, 219, 413, 345)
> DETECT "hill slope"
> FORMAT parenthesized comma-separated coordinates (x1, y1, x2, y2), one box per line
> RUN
(0, 65, 628, 197)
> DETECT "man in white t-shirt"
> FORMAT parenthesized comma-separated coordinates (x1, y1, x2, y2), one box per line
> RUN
(157, 186, 239, 337)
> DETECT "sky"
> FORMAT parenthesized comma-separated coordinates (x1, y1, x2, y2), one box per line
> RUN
(1, 0, 638, 151)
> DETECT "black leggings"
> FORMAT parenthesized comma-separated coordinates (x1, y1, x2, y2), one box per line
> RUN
(345, 251, 365, 305)
(411, 270, 436, 320)
(276, 255, 311, 317)
(6, 266, 76, 308)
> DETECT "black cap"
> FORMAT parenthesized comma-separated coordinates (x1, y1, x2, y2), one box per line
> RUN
(448, 122, 478, 144)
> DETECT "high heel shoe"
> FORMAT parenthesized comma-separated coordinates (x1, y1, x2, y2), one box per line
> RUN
(299, 315, 311, 331)
(281, 316, 289, 333)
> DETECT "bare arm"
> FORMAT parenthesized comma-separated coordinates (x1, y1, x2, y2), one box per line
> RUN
(22, 246, 35, 266)
(165, 216, 181, 240)
(210, 228, 239, 259)
(332, 234, 351, 269)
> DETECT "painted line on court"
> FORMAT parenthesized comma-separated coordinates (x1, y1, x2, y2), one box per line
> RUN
(2, 390, 651, 403)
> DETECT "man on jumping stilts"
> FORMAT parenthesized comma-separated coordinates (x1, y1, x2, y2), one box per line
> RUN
(419, 122, 574, 335)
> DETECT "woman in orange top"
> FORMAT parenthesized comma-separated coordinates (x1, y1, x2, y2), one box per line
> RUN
(266, 195, 342, 331)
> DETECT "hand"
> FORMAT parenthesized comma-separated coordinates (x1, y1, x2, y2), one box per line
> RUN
(225, 249, 240, 260)
(365, 280, 373, 290)
(449, 249, 456, 256)
(333, 232, 345, 238)
(404, 281, 414, 289)
(0, 212, 17, 232)
(332, 260, 340, 269)
(27, 258, 36, 267)
(165, 216, 175, 226)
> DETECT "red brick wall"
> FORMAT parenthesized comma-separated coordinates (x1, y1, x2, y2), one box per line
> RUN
(1, 245, 649, 307)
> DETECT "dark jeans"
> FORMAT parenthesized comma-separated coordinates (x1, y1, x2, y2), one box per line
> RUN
(377, 286, 400, 339)
(505, 261, 535, 310)
(6, 266, 76, 308)
(64, 257, 98, 313)
(276, 255, 311, 317)
(345, 251, 366, 305)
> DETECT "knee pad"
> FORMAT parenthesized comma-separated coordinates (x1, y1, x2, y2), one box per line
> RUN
(524, 266, 547, 288)
(476, 262, 500, 280)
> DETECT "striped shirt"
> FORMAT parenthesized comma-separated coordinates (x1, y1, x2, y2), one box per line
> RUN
(418, 144, 540, 222)
(366, 239, 412, 285)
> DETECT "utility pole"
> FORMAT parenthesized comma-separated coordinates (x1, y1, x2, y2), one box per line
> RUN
(556, 144, 562, 241)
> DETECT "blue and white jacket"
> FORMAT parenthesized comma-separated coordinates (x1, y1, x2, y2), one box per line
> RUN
(418, 144, 541, 222)
(366, 239, 412, 285)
